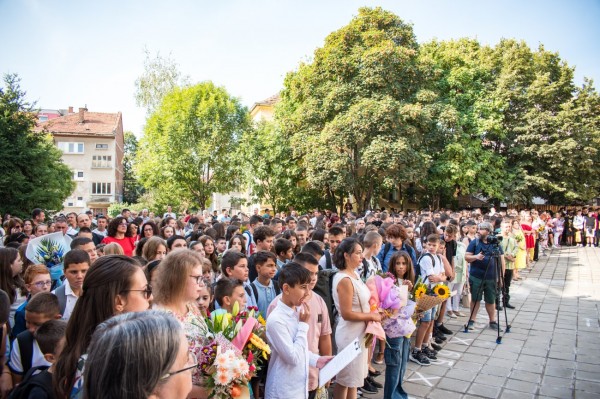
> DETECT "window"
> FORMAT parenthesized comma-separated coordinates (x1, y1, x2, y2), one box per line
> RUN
(96, 143, 108, 150)
(92, 182, 112, 195)
(39, 115, 48, 122)
(77, 196, 83, 201)
(92, 155, 112, 168)
(57, 142, 84, 154)
(74, 170, 84, 181)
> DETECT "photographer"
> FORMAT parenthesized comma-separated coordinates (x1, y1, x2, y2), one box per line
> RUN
(465, 222, 506, 330)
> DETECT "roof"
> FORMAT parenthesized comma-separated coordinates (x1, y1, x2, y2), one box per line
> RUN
(34, 111, 122, 137)
(250, 94, 280, 112)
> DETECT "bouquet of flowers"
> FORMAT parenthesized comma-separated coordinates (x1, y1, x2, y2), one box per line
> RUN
(365, 272, 415, 343)
(411, 276, 450, 312)
(197, 302, 270, 399)
(25, 232, 72, 286)
(513, 232, 524, 243)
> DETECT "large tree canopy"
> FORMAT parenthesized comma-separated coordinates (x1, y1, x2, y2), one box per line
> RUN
(278, 7, 440, 211)
(0, 74, 74, 217)
(136, 82, 250, 210)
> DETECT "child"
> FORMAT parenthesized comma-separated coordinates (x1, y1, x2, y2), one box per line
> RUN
(10, 319, 67, 399)
(7, 292, 61, 383)
(215, 237, 227, 255)
(220, 250, 257, 310)
(385, 251, 416, 399)
(251, 251, 280, 317)
(52, 249, 90, 320)
(196, 280, 212, 316)
(274, 238, 294, 269)
(12, 265, 52, 338)
(265, 263, 332, 399)
(213, 278, 247, 313)
(267, 253, 332, 399)
(200, 258, 213, 283)
(409, 234, 445, 366)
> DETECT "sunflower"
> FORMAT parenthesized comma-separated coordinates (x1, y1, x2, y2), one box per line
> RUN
(414, 286, 427, 299)
(433, 284, 450, 299)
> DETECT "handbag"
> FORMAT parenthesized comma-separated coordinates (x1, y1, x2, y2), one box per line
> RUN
(461, 283, 471, 309)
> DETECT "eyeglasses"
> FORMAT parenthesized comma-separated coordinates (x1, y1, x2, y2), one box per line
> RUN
(189, 275, 204, 285)
(161, 352, 197, 380)
(32, 280, 52, 288)
(121, 285, 153, 300)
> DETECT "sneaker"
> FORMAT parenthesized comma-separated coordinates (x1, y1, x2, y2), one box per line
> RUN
(422, 346, 438, 360)
(434, 336, 445, 344)
(366, 376, 383, 389)
(409, 349, 431, 366)
(373, 352, 384, 365)
(437, 323, 453, 335)
(360, 379, 378, 394)
(434, 331, 447, 341)
(467, 320, 476, 330)
(489, 321, 504, 332)
(431, 342, 443, 351)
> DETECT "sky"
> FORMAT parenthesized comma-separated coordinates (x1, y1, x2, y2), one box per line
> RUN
(1, 0, 599, 136)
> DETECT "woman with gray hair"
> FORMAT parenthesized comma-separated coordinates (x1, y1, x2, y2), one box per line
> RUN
(83, 310, 194, 399)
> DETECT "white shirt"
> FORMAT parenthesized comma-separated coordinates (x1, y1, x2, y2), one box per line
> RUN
(419, 252, 443, 287)
(92, 228, 107, 237)
(53, 283, 79, 320)
(8, 337, 51, 374)
(266, 300, 318, 399)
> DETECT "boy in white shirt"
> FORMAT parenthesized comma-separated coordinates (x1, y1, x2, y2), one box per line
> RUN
(265, 263, 332, 399)
(409, 234, 446, 366)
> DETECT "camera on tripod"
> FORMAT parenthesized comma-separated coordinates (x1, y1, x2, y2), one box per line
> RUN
(486, 233, 503, 246)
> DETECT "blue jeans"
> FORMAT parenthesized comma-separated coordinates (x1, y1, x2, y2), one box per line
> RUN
(383, 336, 410, 399)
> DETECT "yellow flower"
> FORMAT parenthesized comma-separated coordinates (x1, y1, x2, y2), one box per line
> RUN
(249, 333, 271, 359)
(433, 284, 449, 299)
(257, 315, 266, 326)
(414, 286, 427, 299)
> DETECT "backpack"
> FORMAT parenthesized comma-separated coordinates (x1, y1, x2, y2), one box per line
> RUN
(15, 331, 34, 375)
(53, 285, 67, 316)
(8, 366, 53, 399)
(313, 268, 337, 330)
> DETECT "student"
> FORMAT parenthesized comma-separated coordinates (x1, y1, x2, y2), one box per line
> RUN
(196, 280, 212, 317)
(213, 278, 247, 313)
(409, 234, 445, 366)
(251, 251, 280, 317)
(295, 226, 309, 248)
(7, 293, 61, 383)
(243, 215, 264, 256)
(248, 226, 276, 282)
(166, 235, 187, 252)
(221, 250, 258, 310)
(215, 237, 227, 255)
(52, 249, 90, 320)
(267, 255, 332, 399)
(12, 265, 52, 339)
(69, 237, 98, 264)
(318, 226, 345, 270)
(265, 264, 332, 399)
(377, 224, 417, 272)
(385, 251, 416, 399)
(9, 319, 67, 399)
(274, 238, 294, 269)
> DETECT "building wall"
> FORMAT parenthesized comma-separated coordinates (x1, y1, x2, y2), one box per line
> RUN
(54, 135, 120, 214)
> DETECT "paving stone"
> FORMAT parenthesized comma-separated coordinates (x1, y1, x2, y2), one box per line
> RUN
(473, 373, 506, 387)
(443, 368, 476, 382)
(539, 384, 576, 398)
(544, 365, 575, 379)
(542, 375, 574, 388)
(576, 370, 600, 382)
(509, 370, 542, 384)
(480, 364, 512, 377)
(434, 377, 470, 393)
(423, 388, 463, 399)
(504, 378, 539, 394)
(467, 383, 502, 398)
(575, 379, 600, 393)
(497, 388, 536, 399)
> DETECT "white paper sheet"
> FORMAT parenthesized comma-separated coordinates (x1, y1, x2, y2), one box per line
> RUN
(318, 338, 363, 387)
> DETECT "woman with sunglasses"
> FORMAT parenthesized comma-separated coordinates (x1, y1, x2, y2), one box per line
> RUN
(101, 216, 137, 256)
(53, 255, 152, 398)
(82, 310, 194, 399)
(153, 249, 209, 399)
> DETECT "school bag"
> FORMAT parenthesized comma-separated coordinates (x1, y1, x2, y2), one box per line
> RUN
(8, 366, 53, 399)
(313, 250, 337, 329)
(250, 282, 281, 304)
(15, 331, 35, 375)
(415, 252, 436, 283)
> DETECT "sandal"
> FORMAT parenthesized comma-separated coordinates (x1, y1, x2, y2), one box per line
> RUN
(374, 352, 384, 364)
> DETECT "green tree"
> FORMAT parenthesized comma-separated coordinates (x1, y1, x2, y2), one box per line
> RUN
(122, 131, 145, 204)
(277, 7, 436, 212)
(0, 74, 74, 217)
(136, 82, 250, 210)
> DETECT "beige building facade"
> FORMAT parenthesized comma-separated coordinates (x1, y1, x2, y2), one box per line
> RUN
(35, 107, 124, 216)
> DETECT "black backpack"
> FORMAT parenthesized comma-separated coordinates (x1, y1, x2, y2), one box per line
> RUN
(250, 282, 281, 306)
(313, 250, 337, 329)
(415, 252, 436, 283)
(14, 331, 34, 376)
(8, 366, 53, 399)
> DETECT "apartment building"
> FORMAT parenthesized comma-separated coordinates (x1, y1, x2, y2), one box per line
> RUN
(35, 107, 124, 215)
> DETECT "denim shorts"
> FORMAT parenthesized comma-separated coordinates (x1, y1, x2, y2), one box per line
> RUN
(421, 305, 438, 322)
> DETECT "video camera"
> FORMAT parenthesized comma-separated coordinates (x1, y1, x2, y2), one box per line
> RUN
(486, 234, 503, 245)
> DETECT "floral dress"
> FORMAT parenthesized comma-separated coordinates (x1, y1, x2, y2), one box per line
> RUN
(158, 304, 207, 385)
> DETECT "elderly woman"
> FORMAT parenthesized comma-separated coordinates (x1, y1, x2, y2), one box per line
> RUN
(83, 310, 193, 399)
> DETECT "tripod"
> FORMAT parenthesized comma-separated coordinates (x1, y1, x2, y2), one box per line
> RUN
(463, 243, 511, 343)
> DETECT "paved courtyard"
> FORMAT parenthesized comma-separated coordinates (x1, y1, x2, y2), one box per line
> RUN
(369, 246, 600, 399)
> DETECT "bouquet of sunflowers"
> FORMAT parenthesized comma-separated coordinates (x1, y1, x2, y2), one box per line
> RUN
(411, 277, 450, 312)
(198, 302, 271, 399)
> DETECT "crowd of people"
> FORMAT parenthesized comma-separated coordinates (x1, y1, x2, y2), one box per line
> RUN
(0, 204, 598, 399)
